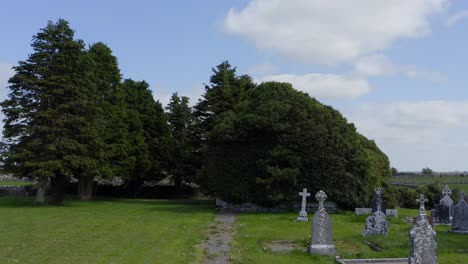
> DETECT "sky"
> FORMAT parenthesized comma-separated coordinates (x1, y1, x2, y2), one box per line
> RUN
(1, 0, 468, 172)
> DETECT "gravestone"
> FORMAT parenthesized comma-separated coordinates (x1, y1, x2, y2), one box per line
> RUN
(409, 194, 437, 264)
(371, 187, 387, 215)
(297, 188, 311, 222)
(439, 185, 454, 215)
(363, 197, 389, 237)
(451, 192, 468, 234)
(433, 204, 450, 224)
(310, 190, 335, 255)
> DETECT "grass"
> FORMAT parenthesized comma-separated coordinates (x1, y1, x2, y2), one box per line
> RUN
(0, 181, 34, 186)
(230, 208, 468, 264)
(0, 197, 215, 264)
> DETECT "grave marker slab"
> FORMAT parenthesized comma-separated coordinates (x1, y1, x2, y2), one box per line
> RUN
(451, 192, 468, 234)
(409, 194, 437, 264)
(310, 190, 335, 255)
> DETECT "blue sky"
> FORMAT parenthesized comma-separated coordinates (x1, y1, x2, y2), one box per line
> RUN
(1, 0, 468, 171)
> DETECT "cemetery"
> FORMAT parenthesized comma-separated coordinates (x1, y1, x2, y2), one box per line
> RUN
(1, 2, 468, 264)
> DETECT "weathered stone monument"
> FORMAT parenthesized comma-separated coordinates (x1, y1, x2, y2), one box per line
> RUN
(451, 191, 468, 234)
(297, 188, 311, 222)
(310, 190, 335, 255)
(371, 187, 387, 214)
(433, 185, 453, 224)
(409, 194, 437, 264)
(363, 190, 389, 237)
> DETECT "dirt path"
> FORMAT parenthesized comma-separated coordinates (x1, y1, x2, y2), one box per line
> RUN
(201, 211, 236, 264)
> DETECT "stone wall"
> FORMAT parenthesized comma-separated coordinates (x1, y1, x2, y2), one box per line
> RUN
(0, 186, 30, 197)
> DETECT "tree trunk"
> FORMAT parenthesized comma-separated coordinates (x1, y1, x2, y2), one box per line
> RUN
(79, 176, 94, 201)
(34, 177, 49, 204)
(50, 174, 65, 205)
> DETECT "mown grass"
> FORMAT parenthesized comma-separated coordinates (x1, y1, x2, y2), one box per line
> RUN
(230, 208, 468, 264)
(0, 197, 215, 264)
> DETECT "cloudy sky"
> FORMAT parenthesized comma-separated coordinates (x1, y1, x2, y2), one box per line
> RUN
(1, 0, 468, 171)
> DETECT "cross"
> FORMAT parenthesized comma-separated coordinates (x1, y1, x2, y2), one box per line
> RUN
(442, 185, 452, 197)
(315, 190, 327, 209)
(299, 188, 311, 212)
(416, 194, 428, 215)
(461, 191, 466, 201)
(375, 187, 384, 198)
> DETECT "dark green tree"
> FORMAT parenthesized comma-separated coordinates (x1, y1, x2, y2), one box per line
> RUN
(121, 79, 170, 196)
(165, 93, 197, 190)
(76, 42, 123, 200)
(1, 19, 95, 204)
(202, 81, 390, 208)
(193, 61, 256, 144)
(391, 167, 398, 176)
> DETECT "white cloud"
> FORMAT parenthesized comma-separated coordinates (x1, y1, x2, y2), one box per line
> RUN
(225, 0, 448, 64)
(345, 101, 468, 171)
(0, 62, 14, 100)
(246, 62, 277, 76)
(446, 10, 468, 27)
(354, 54, 447, 82)
(261, 73, 371, 99)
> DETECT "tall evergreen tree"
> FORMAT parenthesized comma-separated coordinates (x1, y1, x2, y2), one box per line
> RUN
(121, 79, 170, 196)
(1, 19, 95, 204)
(76, 42, 123, 200)
(166, 93, 197, 189)
(194, 61, 255, 139)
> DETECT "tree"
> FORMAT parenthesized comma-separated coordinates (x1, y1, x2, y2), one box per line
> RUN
(76, 42, 123, 201)
(1, 19, 96, 205)
(422, 167, 434, 176)
(391, 167, 398, 176)
(193, 61, 256, 144)
(165, 93, 197, 190)
(202, 81, 390, 208)
(121, 79, 170, 196)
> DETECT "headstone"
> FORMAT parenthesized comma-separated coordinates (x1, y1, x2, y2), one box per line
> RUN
(439, 185, 454, 217)
(297, 188, 311, 222)
(355, 208, 373, 215)
(386, 209, 398, 218)
(371, 187, 387, 215)
(409, 194, 437, 264)
(433, 204, 450, 224)
(451, 192, 468, 234)
(363, 197, 389, 237)
(310, 190, 335, 255)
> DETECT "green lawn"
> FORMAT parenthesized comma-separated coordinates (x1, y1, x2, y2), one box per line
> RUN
(391, 176, 468, 183)
(230, 209, 468, 264)
(0, 197, 215, 264)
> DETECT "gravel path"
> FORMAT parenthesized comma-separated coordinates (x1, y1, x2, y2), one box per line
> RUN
(201, 211, 236, 264)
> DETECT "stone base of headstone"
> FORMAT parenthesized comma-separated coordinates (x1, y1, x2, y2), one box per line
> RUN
(296, 216, 309, 222)
(363, 210, 389, 237)
(448, 229, 468, 234)
(309, 244, 335, 255)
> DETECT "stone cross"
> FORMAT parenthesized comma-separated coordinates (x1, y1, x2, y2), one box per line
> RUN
(442, 185, 452, 197)
(297, 188, 311, 221)
(316, 190, 327, 209)
(375, 187, 384, 197)
(416, 194, 428, 215)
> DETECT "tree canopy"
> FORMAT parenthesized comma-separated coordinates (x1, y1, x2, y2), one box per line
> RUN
(201, 81, 390, 208)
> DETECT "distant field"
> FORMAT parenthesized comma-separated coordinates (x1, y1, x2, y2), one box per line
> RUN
(390, 176, 468, 193)
(0, 181, 34, 186)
